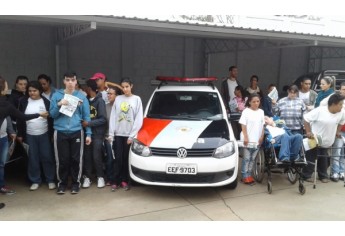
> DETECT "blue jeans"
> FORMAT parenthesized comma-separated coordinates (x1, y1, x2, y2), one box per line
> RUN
(291, 129, 303, 135)
(242, 147, 259, 178)
(331, 133, 345, 177)
(26, 132, 55, 184)
(104, 140, 114, 182)
(274, 133, 303, 160)
(0, 136, 9, 188)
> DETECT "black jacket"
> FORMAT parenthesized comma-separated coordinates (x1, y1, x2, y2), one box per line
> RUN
(7, 89, 26, 123)
(17, 96, 53, 140)
(87, 92, 107, 138)
(0, 96, 39, 128)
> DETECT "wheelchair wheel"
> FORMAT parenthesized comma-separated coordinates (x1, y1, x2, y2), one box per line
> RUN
(299, 183, 306, 195)
(253, 149, 265, 183)
(287, 168, 298, 184)
(267, 180, 272, 194)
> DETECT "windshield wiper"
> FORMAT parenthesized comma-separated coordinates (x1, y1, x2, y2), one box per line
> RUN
(147, 114, 172, 119)
(169, 115, 203, 120)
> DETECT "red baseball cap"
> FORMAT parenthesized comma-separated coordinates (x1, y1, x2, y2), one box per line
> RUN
(90, 72, 106, 80)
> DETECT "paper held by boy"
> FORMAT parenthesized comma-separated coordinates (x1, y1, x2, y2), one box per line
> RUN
(268, 87, 278, 102)
(59, 94, 83, 117)
(303, 134, 322, 151)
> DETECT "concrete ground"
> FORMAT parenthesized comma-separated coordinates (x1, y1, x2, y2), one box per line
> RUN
(1, 161, 345, 222)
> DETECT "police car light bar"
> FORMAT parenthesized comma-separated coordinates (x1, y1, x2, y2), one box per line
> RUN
(156, 76, 217, 83)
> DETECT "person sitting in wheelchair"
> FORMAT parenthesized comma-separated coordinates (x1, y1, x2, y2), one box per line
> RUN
(264, 116, 303, 163)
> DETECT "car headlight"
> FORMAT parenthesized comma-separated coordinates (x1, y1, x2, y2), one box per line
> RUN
(213, 141, 235, 158)
(131, 139, 152, 157)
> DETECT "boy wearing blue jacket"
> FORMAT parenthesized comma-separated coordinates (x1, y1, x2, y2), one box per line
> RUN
(50, 71, 92, 195)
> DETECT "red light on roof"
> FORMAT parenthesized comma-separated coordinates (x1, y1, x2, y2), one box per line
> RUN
(156, 76, 217, 82)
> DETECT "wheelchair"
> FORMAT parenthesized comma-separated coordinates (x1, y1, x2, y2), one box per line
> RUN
(252, 132, 308, 195)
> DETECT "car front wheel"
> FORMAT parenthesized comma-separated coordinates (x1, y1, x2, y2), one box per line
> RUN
(228, 177, 238, 189)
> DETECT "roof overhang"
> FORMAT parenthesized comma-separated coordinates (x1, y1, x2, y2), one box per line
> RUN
(1, 15, 345, 47)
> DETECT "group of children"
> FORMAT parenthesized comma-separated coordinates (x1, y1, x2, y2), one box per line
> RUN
(0, 72, 143, 196)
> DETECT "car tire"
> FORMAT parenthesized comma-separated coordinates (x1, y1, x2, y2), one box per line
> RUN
(228, 177, 238, 189)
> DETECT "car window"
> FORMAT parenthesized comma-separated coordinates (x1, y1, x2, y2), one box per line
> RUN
(313, 71, 345, 92)
(147, 91, 222, 119)
(294, 71, 345, 93)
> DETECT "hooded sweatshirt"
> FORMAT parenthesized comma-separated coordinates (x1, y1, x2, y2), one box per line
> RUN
(87, 92, 107, 138)
(49, 89, 91, 137)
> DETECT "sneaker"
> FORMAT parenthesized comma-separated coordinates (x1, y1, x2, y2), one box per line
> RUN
(304, 178, 314, 183)
(48, 183, 56, 190)
(294, 155, 304, 162)
(280, 157, 290, 163)
(339, 174, 345, 181)
(97, 177, 105, 188)
(0, 186, 16, 195)
(330, 173, 339, 182)
(29, 183, 40, 191)
(56, 186, 66, 195)
(71, 186, 80, 194)
(121, 181, 129, 191)
(111, 184, 119, 192)
(82, 177, 91, 188)
(241, 177, 251, 184)
(320, 178, 330, 183)
(247, 176, 255, 183)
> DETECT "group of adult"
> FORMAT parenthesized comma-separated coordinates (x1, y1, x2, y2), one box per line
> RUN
(220, 66, 345, 185)
(0, 72, 144, 209)
(1, 66, 344, 209)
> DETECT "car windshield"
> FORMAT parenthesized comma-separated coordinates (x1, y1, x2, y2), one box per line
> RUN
(294, 71, 345, 92)
(147, 91, 223, 120)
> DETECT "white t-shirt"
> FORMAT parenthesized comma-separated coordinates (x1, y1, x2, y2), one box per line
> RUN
(25, 98, 48, 135)
(298, 91, 310, 105)
(239, 108, 265, 143)
(0, 118, 7, 138)
(42, 92, 51, 101)
(247, 86, 260, 94)
(304, 106, 345, 147)
(100, 90, 109, 104)
(227, 79, 238, 101)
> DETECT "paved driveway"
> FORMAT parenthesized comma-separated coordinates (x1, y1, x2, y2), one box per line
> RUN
(1, 167, 345, 221)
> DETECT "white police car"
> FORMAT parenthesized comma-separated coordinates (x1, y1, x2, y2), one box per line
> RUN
(129, 76, 239, 189)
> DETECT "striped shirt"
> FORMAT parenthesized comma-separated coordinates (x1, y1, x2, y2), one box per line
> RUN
(274, 97, 306, 130)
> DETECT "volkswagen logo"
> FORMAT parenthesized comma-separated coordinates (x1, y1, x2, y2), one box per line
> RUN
(177, 148, 187, 158)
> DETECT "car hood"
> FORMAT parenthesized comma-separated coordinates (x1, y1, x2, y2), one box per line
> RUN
(136, 118, 230, 149)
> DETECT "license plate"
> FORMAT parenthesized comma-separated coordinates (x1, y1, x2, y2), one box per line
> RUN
(166, 164, 197, 175)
